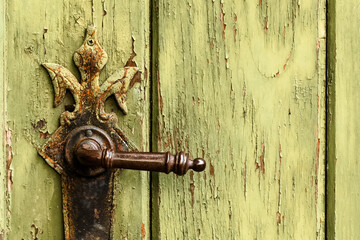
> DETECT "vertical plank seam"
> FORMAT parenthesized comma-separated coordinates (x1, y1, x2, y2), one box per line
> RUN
(149, 0, 159, 239)
(325, 0, 336, 238)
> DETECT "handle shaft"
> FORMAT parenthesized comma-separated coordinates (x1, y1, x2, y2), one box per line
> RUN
(75, 140, 205, 175)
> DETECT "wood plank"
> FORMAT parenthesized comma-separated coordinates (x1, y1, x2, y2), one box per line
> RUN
(326, 0, 360, 239)
(4, 0, 150, 238)
(0, 0, 6, 237)
(152, 0, 326, 239)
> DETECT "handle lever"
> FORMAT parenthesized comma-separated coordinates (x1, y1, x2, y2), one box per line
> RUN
(75, 139, 206, 176)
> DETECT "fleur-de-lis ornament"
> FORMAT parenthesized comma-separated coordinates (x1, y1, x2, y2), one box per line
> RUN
(40, 25, 138, 173)
(43, 25, 137, 126)
(38, 25, 139, 239)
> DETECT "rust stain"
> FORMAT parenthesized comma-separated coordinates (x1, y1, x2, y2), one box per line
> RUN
(190, 183, 195, 206)
(282, 53, 292, 71)
(94, 209, 100, 219)
(129, 71, 141, 89)
(259, 0, 262, 6)
(125, 37, 137, 67)
(264, 17, 268, 33)
(220, 4, 226, 40)
(255, 143, 265, 175)
(209, 160, 215, 178)
(141, 223, 146, 239)
(276, 212, 281, 224)
(157, 71, 163, 114)
(6, 130, 13, 193)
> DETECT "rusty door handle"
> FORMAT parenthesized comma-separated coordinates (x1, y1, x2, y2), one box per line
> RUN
(75, 141, 206, 175)
(64, 125, 206, 176)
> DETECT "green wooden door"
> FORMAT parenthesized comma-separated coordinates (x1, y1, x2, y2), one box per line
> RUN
(0, 0, 358, 239)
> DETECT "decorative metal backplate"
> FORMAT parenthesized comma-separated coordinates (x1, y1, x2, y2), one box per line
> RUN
(38, 25, 138, 239)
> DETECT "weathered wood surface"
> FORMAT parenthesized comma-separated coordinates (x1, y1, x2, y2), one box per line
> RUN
(152, 0, 326, 239)
(1, 0, 150, 239)
(326, 0, 360, 239)
(0, 0, 6, 238)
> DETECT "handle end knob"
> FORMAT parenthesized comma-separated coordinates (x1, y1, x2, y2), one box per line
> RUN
(171, 153, 206, 175)
(191, 158, 206, 172)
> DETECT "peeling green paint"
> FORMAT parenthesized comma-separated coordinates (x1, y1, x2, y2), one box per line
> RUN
(152, 0, 326, 239)
(2, 0, 150, 239)
(1, 0, 359, 239)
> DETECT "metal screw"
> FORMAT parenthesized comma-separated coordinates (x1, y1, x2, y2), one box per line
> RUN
(85, 130, 93, 137)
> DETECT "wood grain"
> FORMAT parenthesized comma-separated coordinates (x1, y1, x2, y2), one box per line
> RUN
(3, 0, 150, 238)
(152, 0, 326, 239)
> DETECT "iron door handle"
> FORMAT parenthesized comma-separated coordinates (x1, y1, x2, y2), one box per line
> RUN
(65, 125, 205, 176)
(76, 145, 206, 175)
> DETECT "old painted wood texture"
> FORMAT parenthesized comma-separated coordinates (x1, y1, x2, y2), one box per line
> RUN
(0, 0, 6, 238)
(152, 0, 326, 239)
(326, 0, 360, 239)
(2, 0, 150, 239)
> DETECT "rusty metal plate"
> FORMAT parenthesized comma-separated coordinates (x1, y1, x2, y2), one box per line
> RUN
(38, 25, 137, 239)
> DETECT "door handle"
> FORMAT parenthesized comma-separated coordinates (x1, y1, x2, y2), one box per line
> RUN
(65, 125, 205, 176)
(75, 141, 205, 175)
(37, 25, 206, 239)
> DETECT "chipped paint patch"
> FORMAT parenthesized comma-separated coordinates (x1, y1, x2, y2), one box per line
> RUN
(30, 224, 40, 240)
